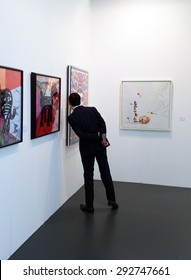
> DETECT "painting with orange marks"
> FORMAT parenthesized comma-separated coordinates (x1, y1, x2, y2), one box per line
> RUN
(0, 69, 6, 89)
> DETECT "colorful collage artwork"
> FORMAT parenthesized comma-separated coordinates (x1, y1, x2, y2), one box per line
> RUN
(31, 73, 61, 139)
(0, 66, 23, 148)
(66, 66, 89, 146)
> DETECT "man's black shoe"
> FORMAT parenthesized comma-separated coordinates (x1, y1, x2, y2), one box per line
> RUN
(108, 200, 119, 209)
(80, 204, 94, 213)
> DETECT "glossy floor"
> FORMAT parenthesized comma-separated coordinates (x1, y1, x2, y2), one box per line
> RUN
(10, 181, 191, 260)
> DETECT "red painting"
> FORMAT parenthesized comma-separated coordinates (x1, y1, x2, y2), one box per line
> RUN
(31, 72, 61, 139)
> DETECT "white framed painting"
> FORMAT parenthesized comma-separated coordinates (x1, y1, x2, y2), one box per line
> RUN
(120, 81, 172, 131)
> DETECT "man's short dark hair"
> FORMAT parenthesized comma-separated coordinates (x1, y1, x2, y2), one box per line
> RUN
(69, 92, 81, 107)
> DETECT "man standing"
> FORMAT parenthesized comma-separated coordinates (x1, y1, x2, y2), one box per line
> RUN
(68, 92, 118, 213)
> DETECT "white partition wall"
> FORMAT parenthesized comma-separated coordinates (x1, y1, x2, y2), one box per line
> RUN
(90, 0, 191, 188)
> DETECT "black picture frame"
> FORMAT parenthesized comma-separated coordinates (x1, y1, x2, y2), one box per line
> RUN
(0, 65, 23, 148)
(31, 72, 61, 139)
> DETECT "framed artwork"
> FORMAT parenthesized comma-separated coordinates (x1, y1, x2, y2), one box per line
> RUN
(66, 66, 88, 146)
(0, 65, 23, 148)
(31, 72, 61, 139)
(120, 80, 172, 131)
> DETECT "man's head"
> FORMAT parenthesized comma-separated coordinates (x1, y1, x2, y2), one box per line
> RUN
(68, 92, 81, 107)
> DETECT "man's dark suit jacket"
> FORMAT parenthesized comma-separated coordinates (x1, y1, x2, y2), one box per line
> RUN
(68, 106, 106, 157)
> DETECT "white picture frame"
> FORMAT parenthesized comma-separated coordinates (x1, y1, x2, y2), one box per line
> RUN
(120, 80, 172, 131)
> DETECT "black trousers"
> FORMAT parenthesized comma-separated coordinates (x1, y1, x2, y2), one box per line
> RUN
(81, 147, 116, 208)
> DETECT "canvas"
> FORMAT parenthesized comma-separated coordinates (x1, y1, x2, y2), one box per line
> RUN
(0, 66, 23, 148)
(120, 81, 172, 131)
(31, 72, 61, 139)
(66, 66, 88, 146)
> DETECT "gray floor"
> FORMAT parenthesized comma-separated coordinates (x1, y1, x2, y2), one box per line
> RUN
(9, 181, 191, 260)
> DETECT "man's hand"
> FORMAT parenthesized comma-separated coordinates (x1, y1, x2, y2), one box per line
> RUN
(101, 139, 110, 147)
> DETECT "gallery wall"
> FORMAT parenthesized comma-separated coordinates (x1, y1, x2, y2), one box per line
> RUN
(0, 0, 91, 259)
(90, 0, 191, 188)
